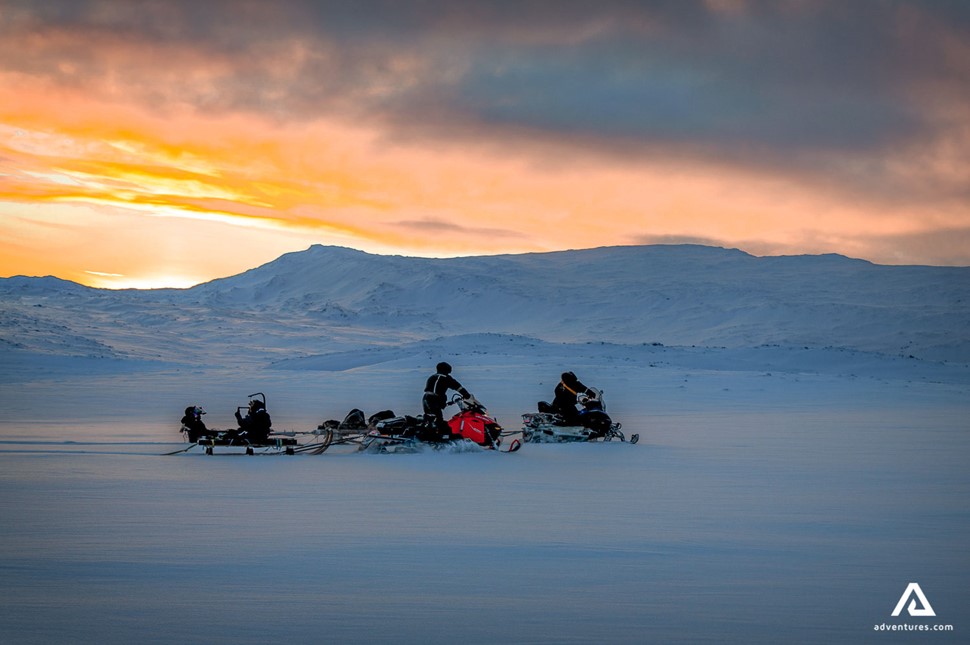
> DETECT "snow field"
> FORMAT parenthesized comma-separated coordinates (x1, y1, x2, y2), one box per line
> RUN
(1, 357, 967, 644)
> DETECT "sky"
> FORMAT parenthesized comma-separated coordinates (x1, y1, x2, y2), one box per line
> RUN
(1, 0, 968, 288)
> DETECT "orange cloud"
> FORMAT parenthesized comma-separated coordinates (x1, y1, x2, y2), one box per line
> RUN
(2, 61, 969, 289)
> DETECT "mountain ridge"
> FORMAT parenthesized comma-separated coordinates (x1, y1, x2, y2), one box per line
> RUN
(2, 244, 968, 365)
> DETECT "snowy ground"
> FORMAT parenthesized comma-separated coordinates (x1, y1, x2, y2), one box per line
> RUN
(1, 348, 968, 644)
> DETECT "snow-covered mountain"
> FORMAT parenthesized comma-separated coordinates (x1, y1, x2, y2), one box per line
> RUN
(2, 244, 968, 369)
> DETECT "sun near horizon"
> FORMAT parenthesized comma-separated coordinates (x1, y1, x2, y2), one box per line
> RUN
(4, 103, 967, 290)
(2, 2, 969, 289)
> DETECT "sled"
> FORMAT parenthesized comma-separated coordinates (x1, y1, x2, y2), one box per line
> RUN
(170, 392, 336, 456)
(168, 427, 334, 456)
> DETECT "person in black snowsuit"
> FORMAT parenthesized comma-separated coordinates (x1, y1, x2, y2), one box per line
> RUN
(180, 405, 209, 443)
(550, 371, 592, 426)
(235, 398, 272, 444)
(422, 362, 471, 441)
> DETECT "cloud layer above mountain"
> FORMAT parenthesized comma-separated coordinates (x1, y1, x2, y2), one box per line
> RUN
(2, 1, 968, 285)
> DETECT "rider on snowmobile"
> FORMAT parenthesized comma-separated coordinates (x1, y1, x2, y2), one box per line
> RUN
(551, 371, 592, 426)
(423, 362, 473, 441)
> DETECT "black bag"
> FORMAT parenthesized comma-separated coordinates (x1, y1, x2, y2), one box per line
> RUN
(339, 408, 367, 430)
(367, 410, 396, 426)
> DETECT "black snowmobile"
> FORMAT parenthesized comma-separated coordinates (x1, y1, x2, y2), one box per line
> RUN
(522, 387, 638, 444)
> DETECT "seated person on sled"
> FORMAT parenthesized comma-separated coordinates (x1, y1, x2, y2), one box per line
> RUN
(180, 405, 210, 443)
(232, 397, 273, 444)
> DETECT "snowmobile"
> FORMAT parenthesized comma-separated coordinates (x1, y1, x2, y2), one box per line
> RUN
(521, 388, 638, 444)
(445, 393, 519, 450)
(171, 393, 334, 456)
(322, 394, 521, 453)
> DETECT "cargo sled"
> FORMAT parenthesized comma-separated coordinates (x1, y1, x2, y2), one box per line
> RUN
(171, 393, 334, 455)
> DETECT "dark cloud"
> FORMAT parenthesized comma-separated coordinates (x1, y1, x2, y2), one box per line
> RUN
(634, 234, 735, 249)
(636, 228, 970, 267)
(863, 226, 970, 267)
(632, 234, 809, 260)
(2, 0, 968, 205)
(392, 217, 527, 240)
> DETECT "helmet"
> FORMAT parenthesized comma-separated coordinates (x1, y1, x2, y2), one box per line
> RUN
(194, 406, 206, 415)
(436, 361, 452, 375)
(561, 371, 578, 385)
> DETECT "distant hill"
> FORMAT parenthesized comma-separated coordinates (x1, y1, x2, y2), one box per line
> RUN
(2, 244, 968, 366)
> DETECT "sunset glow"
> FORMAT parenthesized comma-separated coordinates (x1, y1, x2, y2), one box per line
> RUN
(1, 1, 968, 288)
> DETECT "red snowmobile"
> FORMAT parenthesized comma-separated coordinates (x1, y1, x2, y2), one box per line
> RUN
(330, 393, 521, 453)
(446, 393, 519, 451)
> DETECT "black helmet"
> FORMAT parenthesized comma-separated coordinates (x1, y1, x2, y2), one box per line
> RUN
(561, 371, 578, 385)
(436, 361, 452, 375)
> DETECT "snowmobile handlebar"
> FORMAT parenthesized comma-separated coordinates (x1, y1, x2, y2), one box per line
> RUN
(449, 392, 484, 411)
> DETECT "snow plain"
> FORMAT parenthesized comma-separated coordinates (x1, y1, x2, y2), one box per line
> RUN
(1, 244, 968, 644)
